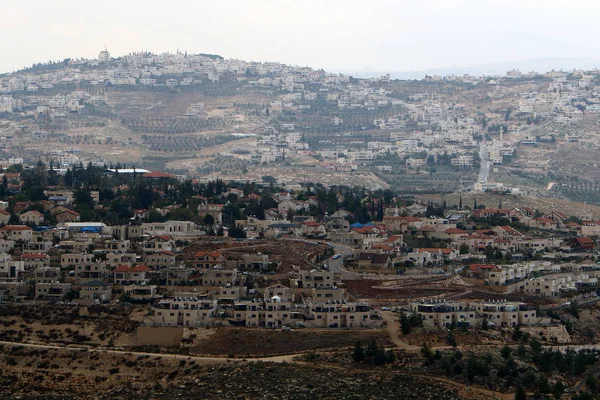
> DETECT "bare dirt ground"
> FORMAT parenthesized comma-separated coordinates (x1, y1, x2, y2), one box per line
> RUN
(0, 304, 140, 347)
(344, 279, 464, 300)
(190, 327, 391, 357)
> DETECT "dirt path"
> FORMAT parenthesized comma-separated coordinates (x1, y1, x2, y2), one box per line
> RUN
(380, 311, 420, 352)
(0, 340, 297, 363)
(0, 339, 516, 399)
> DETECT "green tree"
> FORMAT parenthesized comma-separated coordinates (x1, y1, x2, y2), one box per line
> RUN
(459, 243, 470, 255)
(202, 213, 215, 226)
(514, 386, 527, 400)
(400, 314, 412, 335)
(352, 340, 365, 363)
(501, 345, 512, 359)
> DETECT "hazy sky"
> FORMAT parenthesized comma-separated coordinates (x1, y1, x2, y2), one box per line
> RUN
(4, 0, 600, 74)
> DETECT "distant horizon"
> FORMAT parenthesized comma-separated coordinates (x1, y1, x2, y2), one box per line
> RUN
(5, 50, 600, 81)
(4, 1, 600, 78)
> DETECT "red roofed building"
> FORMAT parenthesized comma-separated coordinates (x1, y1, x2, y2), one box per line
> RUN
(534, 217, 558, 230)
(352, 225, 381, 238)
(20, 253, 50, 270)
(573, 236, 594, 251)
(194, 251, 225, 269)
(565, 222, 582, 234)
(113, 264, 152, 285)
(473, 209, 514, 219)
(493, 225, 524, 238)
(417, 225, 436, 237)
(55, 209, 81, 223)
(443, 227, 468, 239)
(0, 225, 33, 241)
(246, 193, 262, 202)
(465, 264, 499, 279)
(383, 215, 423, 233)
(13, 202, 30, 214)
(142, 235, 175, 253)
(19, 210, 44, 225)
(303, 220, 326, 236)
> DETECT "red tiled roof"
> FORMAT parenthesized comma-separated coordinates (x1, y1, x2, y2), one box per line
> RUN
(352, 226, 379, 234)
(14, 202, 29, 210)
(576, 237, 594, 245)
(372, 244, 393, 251)
(20, 253, 48, 259)
(469, 264, 497, 271)
(152, 235, 172, 242)
(114, 264, 151, 273)
(57, 210, 80, 216)
(0, 225, 32, 231)
(159, 250, 176, 256)
(304, 221, 321, 227)
(0, 209, 10, 216)
(194, 251, 223, 259)
(445, 228, 467, 234)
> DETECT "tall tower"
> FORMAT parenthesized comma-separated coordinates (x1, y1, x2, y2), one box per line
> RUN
(98, 45, 111, 63)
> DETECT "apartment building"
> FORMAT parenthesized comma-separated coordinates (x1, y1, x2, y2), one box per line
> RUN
(79, 280, 112, 304)
(411, 300, 545, 328)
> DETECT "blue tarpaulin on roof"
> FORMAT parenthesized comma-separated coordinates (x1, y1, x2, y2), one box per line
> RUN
(80, 227, 102, 233)
(349, 222, 374, 228)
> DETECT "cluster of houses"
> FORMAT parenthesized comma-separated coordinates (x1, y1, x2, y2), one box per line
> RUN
(410, 299, 550, 328)
(465, 262, 600, 298)
(0, 218, 202, 304)
(149, 270, 383, 329)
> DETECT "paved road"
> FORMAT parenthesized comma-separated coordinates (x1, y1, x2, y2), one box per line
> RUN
(478, 141, 490, 183)
(328, 243, 355, 273)
(380, 311, 420, 351)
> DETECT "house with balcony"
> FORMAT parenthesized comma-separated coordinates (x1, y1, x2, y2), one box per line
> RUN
(20, 253, 50, 270)
(194, 251, 225, 269)
(0, 225, 33, 241)
(145, 250, 177, 269)
(79, 280, 112, 304)
(73, 263, 111, 284)
(113, 265, 151, 285)
(35, 282, 71, 300)
(123, 284, 158, 301)
(142, 235, 176, 254)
